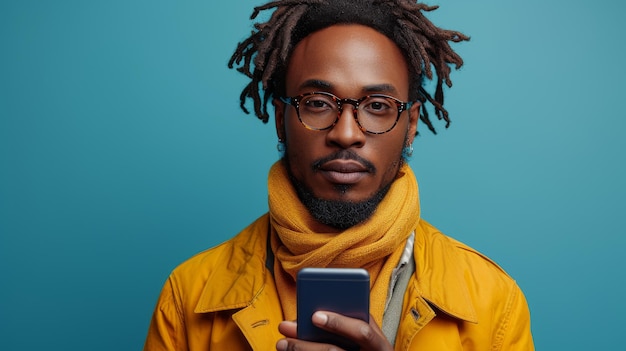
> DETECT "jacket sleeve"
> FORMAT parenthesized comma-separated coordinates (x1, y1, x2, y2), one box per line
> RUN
(144, 277, 188, 351)
(495, 283, 535, 351)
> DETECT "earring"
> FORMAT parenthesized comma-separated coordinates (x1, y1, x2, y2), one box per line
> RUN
(403, 143, 414, 158)
(277, 139, 285, 157)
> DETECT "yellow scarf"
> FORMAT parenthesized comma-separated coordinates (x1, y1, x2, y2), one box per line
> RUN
(268, 161, 420, 325)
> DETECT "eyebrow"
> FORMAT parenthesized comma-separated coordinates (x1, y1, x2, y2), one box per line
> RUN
(298, 79, 332, 91)
(362, 84, 399, 95)
(297, 79, 400, 95)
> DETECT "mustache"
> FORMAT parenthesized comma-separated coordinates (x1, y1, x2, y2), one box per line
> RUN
(312, 150, 376, 173)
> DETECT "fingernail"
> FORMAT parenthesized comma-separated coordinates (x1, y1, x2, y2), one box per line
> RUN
(312, 311, 328, 324)
(276, 339, 287, 351)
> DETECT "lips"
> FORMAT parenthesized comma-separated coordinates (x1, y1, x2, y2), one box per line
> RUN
(318, 160, 369, 184)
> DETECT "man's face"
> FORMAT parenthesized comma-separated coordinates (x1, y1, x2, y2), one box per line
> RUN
(274, 24, 419, 230)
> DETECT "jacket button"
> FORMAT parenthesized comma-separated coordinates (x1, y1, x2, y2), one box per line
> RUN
(410, 308, 420, 321)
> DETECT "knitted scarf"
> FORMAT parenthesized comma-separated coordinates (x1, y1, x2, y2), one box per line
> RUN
(268, 161, 420, 325)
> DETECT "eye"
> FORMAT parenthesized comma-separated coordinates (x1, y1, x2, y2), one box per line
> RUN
(301, 94, 336, 113)
(362, 97, 394, 115)
(307, 99, 329, 109)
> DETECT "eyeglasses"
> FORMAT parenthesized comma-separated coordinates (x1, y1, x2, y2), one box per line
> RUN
(280, 92, 413, 134)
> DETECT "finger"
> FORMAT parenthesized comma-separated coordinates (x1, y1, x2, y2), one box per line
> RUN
(367, 313, 386, 338)
(276, 337, 336, 351)
(311, 311, 365, 335)
(312, 311, 391, 351)
(278, 320, 297, 338)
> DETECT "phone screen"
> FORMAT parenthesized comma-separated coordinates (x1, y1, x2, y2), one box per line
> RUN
(296, 267, 370, 351)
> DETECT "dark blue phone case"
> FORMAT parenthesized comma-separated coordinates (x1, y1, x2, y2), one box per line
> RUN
(296, 267, 370, 351)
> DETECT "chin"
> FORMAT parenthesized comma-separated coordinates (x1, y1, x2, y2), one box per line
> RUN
(291, 174, 393, 230)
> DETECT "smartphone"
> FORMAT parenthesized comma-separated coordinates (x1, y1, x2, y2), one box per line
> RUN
(296, 267, 370, 351)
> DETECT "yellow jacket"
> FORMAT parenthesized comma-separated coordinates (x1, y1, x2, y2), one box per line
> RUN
(144, 215, 534, 350)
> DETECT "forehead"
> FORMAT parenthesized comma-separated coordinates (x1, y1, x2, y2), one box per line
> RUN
(285, 24, 410, 97)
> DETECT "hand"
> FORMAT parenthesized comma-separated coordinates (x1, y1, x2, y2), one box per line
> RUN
(276, 311, 393, 351)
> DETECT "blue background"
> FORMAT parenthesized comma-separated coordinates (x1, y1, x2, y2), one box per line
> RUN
(1, 0, 624, 349)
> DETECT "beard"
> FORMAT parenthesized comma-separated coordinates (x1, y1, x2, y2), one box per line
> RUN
(284, 150, 405, 230)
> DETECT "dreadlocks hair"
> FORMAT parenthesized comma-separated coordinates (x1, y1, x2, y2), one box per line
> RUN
(228, 0, 469, 134)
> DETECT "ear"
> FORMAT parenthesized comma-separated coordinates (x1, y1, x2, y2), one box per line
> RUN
(406, 101, 420, 145)
(273, 98, 286, 141)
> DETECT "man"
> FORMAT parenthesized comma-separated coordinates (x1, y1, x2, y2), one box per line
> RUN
(144, 1, 534, 350)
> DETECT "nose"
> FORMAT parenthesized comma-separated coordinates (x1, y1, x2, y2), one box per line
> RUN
(326, 106, 366, 149)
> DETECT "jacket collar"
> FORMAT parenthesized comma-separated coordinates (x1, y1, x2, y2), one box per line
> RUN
(194, 215, 271, 313)
(412, 220, 478, 323)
